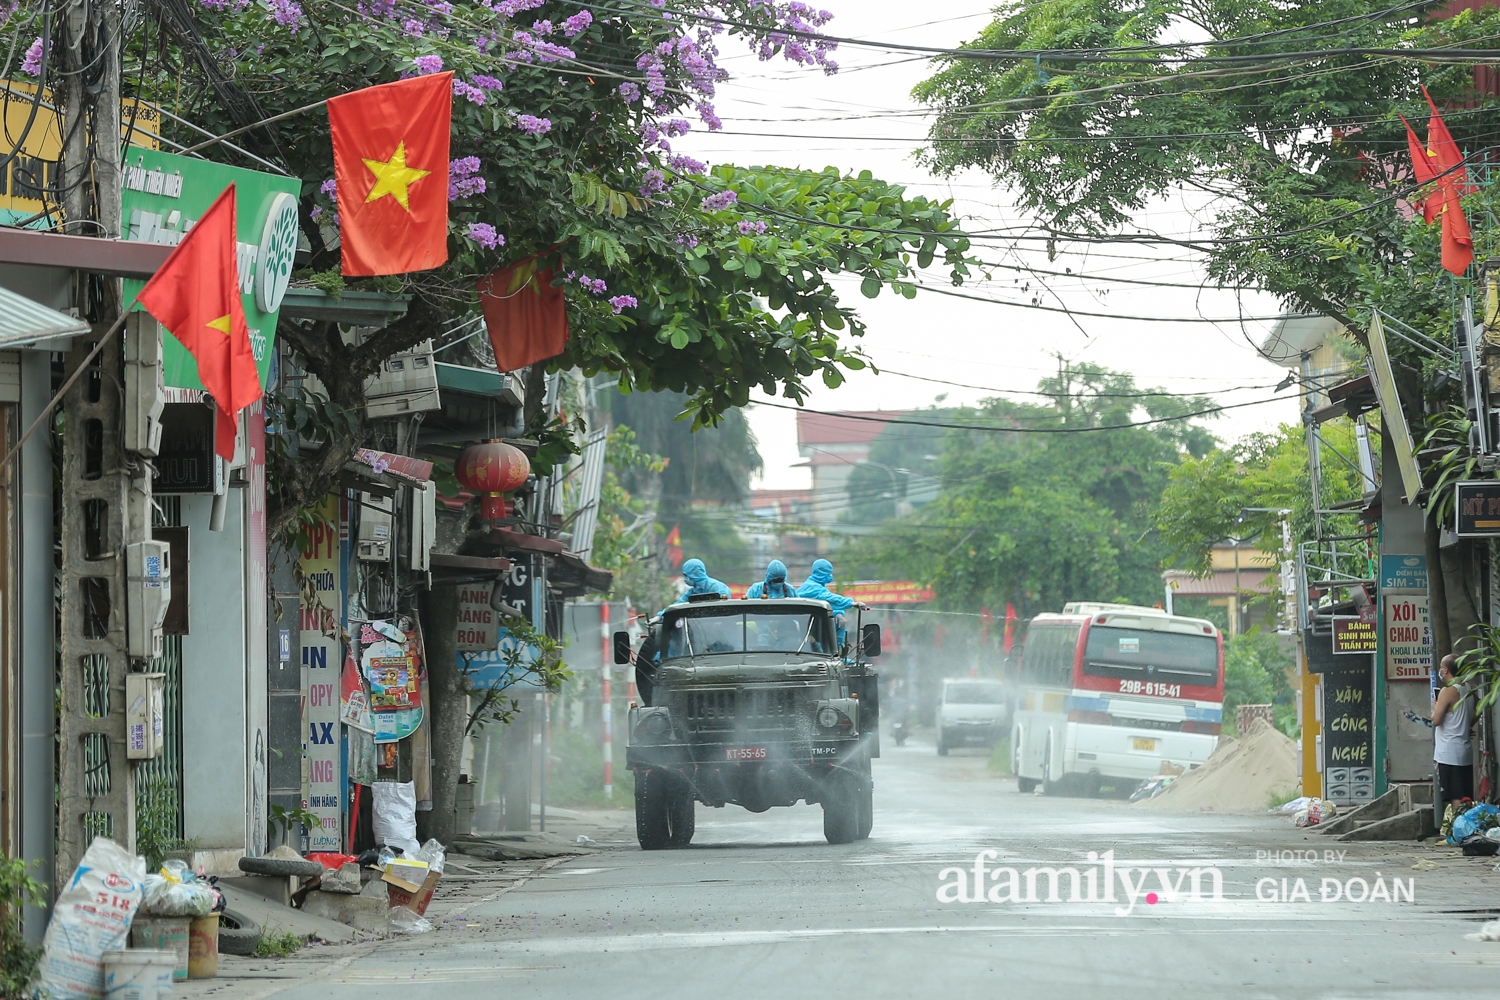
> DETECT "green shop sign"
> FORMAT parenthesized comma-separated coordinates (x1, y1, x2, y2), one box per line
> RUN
(122, 149, 300, 389)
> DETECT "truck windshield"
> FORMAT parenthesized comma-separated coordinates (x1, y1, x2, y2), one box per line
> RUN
(665, 611, 831, 657)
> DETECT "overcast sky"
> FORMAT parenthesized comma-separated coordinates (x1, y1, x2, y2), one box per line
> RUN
(674, 2, 1303, 490)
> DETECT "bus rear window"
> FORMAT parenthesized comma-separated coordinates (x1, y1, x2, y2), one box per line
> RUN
(1082, 626, 1218, 685)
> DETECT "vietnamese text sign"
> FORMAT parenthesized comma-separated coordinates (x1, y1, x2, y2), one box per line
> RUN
(298, 498, 342, 851)
(1383, 593, 1431, 680)
(840, 580, 936, 604)
(1332, 618, 1378, 654)
(1379, 554, 1427, 591)
(1455, 481, 1500, 536)
(456, 583, 498, 652)
(121, 148, 299, 390)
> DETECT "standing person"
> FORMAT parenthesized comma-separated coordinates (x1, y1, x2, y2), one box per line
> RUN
(746, 559, 795, 599)
(1433, 653, 1474, 812)
(795, 558, 868, 644)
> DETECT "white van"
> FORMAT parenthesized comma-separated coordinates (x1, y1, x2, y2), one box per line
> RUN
(936, 678, 1010, 756)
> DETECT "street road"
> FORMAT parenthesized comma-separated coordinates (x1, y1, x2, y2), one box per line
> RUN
(255, 734, 1500, 999)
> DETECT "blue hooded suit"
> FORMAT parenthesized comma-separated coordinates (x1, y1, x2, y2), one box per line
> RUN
(675, 558, 731, 603)
(746, 560, 795, 599)
(795, 559, 854, 613)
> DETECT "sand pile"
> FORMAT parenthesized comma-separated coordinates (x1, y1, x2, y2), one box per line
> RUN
(1136, 718, 1298, 812)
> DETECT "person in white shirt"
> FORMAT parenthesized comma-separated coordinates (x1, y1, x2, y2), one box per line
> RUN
(1432, 653, 1474, 809)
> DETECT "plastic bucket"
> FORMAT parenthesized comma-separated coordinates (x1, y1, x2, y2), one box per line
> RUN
(187, 914, 219, 979)
(104, 949, 176, 1000)
(130, 916, 191, 981)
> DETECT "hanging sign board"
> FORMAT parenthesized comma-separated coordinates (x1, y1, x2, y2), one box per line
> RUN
(296, 498, 342, 852)
(1383, 593, 1431, 680)
(1455, 481, 1500, 537)
(1332, 618, 1378, 654)
(456, 584, 498, 653)
(1379, 554, 1427, 591)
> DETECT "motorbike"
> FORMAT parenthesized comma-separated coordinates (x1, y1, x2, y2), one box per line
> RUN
(891, 719, 909, 747)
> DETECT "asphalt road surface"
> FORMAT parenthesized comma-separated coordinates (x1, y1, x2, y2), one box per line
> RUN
(255, 733, 1500, 1000)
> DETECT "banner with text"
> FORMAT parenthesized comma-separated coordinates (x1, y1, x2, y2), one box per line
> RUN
(298, 498, 342, 851)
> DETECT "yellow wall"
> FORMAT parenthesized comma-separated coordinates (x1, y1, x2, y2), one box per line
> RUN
(1300, 652, 1323, 798)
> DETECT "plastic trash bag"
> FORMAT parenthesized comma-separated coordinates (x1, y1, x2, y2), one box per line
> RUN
(387, 905, 432, 935)
(412, 839, 446, 875)
(1451, 803, 1500, 844)
(40, 837, 147, 1000)
(1294, 799, 1325, 827)
(371, 781, 420, 856)
(141, 859, 216, 917)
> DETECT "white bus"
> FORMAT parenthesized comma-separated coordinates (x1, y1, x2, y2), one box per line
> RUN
(1011, 603, 1223, 796)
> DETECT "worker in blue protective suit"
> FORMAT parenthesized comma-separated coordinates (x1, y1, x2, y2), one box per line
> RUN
(796, 558, 868, 646)
(675, 558, 731, 603)
(746, 559, 796, 599)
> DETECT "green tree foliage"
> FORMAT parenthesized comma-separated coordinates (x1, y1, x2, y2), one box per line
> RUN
(849, 362, 1219, 616)
(84, 2, 973, 532)
(1156, 420, 1367, 578)
(612, 389, 763, 581)
(1222, 631, 1298, 737)
(0, 856, 46, 998)
(911, 1, 1500, 343)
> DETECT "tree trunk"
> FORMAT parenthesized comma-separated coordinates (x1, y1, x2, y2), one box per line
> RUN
(421, 585, 466, 844)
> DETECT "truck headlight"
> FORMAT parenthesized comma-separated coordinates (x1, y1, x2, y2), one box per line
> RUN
(817, 707, 840, 729)
(643, 713, 669, 736)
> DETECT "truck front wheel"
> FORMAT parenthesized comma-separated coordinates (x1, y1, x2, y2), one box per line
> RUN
(635, 769, 672, 850)
(822, 771, 860, 845)
(667, 783, 696, 847)
(855, 775, 873, 840)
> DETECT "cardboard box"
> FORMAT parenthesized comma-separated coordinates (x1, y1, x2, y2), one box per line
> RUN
(385, 869, 441, 916)
(379, 860, 429, 893)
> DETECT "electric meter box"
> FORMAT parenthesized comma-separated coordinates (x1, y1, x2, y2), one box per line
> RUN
(357, 492, 394, 562)
(126, 672, 166, 759)
(126, 539, 172, 659)
(124, 314, 166, 457)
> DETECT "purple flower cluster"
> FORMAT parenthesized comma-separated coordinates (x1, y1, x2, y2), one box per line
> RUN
(199, 0, 252, 10)
(402, 18, 427, 38)
(412, 54, 444, 75)
(466, 223, 505, 250)
(487, 0, 546, 15)
(668, 154, 707, 175)
(737, 220, 768, 235)
(567, 272, 608, 295)
(638, 170, 666, 197)
(473, 74, 505, 93)
(674, 234, 700, 248)
(618, 82, 641, 103)
(701, 190, 738, 211)
(453, 79, 487, 104)
(20, 36, 42, 76)
(449, 157, 486, 200)
(749, 2, 839, 74)
(267, 0, 304, 32)
(562, 11, 592, 36)
(513, 26, 576, 64)
(609, 295, 637, 314)
(516, 114, 552, 136)
(320, 178, 338, 203)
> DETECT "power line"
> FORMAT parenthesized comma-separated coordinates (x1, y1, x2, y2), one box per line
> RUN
(872, 368, 1282, 398)
(909, 283, 1305, 323)
(750, 395, 1285, 434)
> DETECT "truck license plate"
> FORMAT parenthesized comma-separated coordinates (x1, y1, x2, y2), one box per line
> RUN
(1132, 737, 1157, 752)
(725, 746, 768, 761)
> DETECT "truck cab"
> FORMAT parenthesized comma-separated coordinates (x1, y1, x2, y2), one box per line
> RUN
(617, 596, 880, 848)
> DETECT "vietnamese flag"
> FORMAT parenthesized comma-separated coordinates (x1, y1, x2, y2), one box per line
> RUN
(328, 73, 452, 276)
(135, 184, 262, 460)
(1402, 90, 1474, 276)
(1003, 602, 1018, 654)
(1399, 115, 1437, 223)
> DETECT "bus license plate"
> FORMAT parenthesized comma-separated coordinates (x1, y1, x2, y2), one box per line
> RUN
(1132, 737, 1157, 752)
(725, 746, 768, 761)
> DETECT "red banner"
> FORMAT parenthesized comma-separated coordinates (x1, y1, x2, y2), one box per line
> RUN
(840, 581, 934, 604)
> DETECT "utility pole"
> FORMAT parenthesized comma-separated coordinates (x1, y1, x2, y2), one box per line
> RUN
(55, 0, 162, 883)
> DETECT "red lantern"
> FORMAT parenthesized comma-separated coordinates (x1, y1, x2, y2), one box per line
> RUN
(456, 439, 530, 521)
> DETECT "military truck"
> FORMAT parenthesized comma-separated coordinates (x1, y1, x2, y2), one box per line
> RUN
(615, 595, 881, 848)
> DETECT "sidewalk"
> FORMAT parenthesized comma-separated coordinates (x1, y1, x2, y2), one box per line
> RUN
(173, 810, 633, 1000)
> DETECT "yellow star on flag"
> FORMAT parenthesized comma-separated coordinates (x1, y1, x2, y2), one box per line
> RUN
(207, 315, 232, 335)
(362, 141, 431, 211)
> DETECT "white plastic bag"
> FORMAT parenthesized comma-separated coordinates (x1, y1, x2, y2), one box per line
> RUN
(371, 781, 420, 855)
(141, 859, 215, 916)
(387, 905, 432, 935)
(40, 837, 147, 1000)
(412, 838, 446, 875)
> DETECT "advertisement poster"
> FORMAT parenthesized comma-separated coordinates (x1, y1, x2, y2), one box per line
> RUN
(1383, 593, 1432, 681)
(297, 499, 342, 851)
(363, 619, 425, 744)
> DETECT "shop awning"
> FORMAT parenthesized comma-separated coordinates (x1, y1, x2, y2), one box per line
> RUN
(0, 285, 91, 347)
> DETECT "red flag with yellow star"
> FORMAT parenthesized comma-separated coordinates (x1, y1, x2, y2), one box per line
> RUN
(328, 73, 452, 276)
(135, 183, 262, 460)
